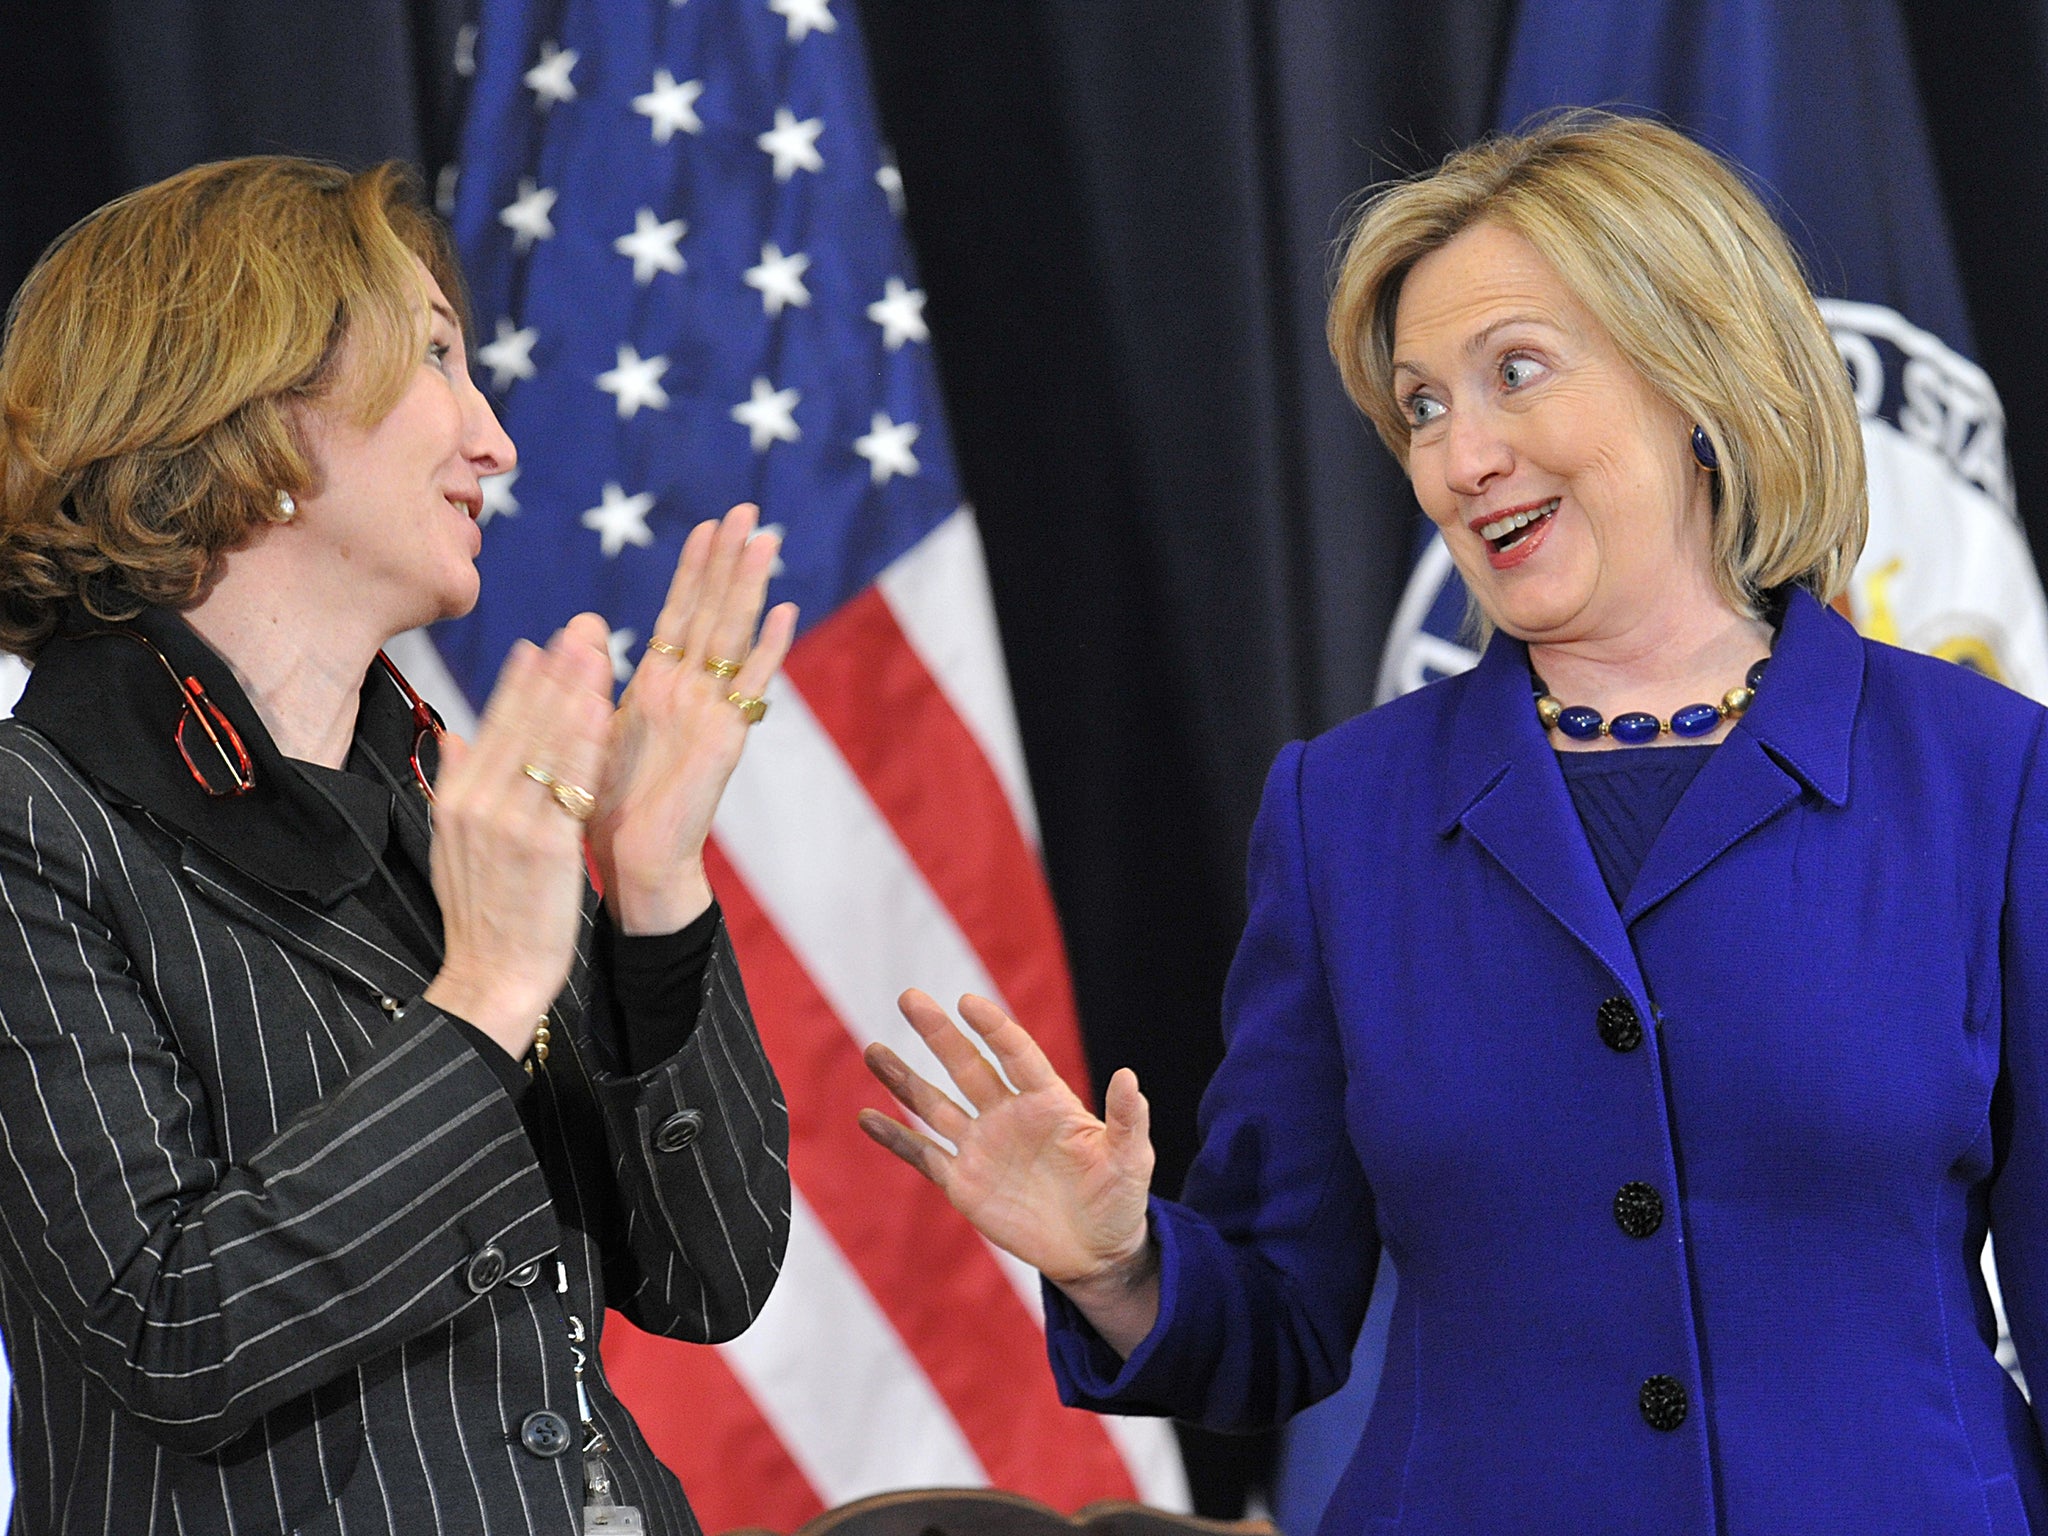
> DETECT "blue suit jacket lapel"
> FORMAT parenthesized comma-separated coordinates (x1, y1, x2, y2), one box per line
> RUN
(1435, 628, 1649, 1001)
(1621, 588, 1860, 925)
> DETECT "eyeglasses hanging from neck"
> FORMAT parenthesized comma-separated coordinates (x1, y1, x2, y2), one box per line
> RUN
(101, 629, 445, 801)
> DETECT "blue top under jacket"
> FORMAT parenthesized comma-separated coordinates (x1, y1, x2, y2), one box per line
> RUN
(1046, 588, 2048, 1535)
(1557, 742, 1716, 904)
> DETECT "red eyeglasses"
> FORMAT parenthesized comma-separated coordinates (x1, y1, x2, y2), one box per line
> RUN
(375, 651, 447, 804)
(110, 633, 444, 801)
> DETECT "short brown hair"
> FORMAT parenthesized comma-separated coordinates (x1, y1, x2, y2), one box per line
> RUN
(0, 157, 467, 657)
(1328, 111, 1867, 615)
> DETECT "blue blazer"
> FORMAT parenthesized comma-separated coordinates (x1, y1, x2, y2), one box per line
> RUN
(1048, 589, 2048, 1534)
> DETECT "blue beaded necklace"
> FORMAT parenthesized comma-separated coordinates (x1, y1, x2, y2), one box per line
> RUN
(1533, 657, 1769, 744)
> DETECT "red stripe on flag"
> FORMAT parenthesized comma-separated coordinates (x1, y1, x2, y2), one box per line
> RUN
(782, 593, 1092, 1096)
(602, 1310, 826, 1534)
(708, 839, 1141, 1506)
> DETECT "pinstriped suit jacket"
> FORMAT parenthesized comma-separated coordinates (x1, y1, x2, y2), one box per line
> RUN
(0, 659, 790, 1532)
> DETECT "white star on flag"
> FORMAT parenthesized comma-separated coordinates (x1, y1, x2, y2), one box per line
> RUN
(614, 209, 688, 285)
(768, 0, 836, 42)
(499, 180, 557, 252)
(596, 346, 671, 419)
(744, 243, 813, 316)
(454, 23, 476, 77)
(477, 318, 539, 390)
(478, 468, 520, 525)
(606, 628, 638, 683)
(524, 41, 579, 109)
(853, 412, 920, 484)
(876, 157, 905, 216)
(758, 107, 825, 181)
(581, 482, 657, 557)
(634, 69, 704, 142)
(866, 277, 928, 350)
(732, 376, 802, 451)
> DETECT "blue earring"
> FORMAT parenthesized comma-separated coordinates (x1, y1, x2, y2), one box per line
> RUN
(1691, 425, 1719, 471)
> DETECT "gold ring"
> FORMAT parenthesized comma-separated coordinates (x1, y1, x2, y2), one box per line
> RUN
(522, 763, 597, 821)
(548, 779, 598, 821)
(645, 636, 685, 659)
(727, 691, 769, 725)
(704, 655, 743, 680)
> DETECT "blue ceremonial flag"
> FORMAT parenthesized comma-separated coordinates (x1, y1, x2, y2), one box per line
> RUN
(1282, 2, 2046, 1529)
(415, 0, 1186, 1523)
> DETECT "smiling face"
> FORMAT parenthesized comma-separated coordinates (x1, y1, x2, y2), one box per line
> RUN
(1391, 221, 1718, 650)
(290, 262, 515, 635)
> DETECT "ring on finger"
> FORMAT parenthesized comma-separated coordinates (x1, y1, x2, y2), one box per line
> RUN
(727, 691, 769, 725)
(522, 762, 599, 821)
(645, 636, 686, 659)
(704, 655, 743, 680)
(549, 779, 598, 821)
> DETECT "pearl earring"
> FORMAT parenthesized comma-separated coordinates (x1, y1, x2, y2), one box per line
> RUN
(275, 490, 296, 521)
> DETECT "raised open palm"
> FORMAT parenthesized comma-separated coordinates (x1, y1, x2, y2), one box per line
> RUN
(858, 989, 1154, 1287)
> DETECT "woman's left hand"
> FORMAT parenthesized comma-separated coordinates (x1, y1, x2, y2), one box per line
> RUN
(591, 502, 798, 934)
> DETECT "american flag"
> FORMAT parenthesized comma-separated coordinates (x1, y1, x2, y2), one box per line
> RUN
(400, 0, 1189, 1525)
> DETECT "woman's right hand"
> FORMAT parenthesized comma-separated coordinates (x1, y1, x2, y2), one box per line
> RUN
(421, 615, 614, 1058)
(859, 990, 1162, 1351)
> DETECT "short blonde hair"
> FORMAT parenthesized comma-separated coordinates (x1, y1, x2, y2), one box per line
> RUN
(0, 157, 467, 658)
(1328, 111, 1866, 615)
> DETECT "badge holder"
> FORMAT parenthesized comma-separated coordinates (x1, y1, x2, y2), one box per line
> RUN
(583, 1449, 644, 1535)
(561, 1263, 645, 1534)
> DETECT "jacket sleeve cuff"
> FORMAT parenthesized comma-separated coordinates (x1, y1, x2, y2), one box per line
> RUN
(1043, 1196, 1192, 1414)
(585, 933, 790, 1342)
(442, 1010, 537, 1102)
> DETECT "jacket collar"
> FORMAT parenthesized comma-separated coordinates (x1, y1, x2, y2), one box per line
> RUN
(1712, 585, 1860, 809)
(1618, 587, 1860, 923)
(14, 600, 441, 908)
(1431, 614, 1647, 999)
(1430, 586, 1862, 988)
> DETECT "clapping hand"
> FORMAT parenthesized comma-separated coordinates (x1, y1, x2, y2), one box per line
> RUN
(424, 614, 615, 1057)
(592, 502, 798, 935)
(421, 503, 794, 1058)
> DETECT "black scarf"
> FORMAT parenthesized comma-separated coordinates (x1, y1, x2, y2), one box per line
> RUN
(14, 598, 441, 910)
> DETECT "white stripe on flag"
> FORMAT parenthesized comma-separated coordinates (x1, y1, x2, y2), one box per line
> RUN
(876, 509, 1041, 846)
(720, 1189, 987, 1499)
(714, 674, 1011, 1089)
(1105, 1415, 1194, 1510)
(0, 657, 25, 720)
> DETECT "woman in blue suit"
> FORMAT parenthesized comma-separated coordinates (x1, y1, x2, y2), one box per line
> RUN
(859, 113, 2048, 1533)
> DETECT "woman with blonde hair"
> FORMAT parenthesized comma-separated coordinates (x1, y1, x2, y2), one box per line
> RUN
(863, 113, 2048, 1532)
(0, 156, 792, 1533)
